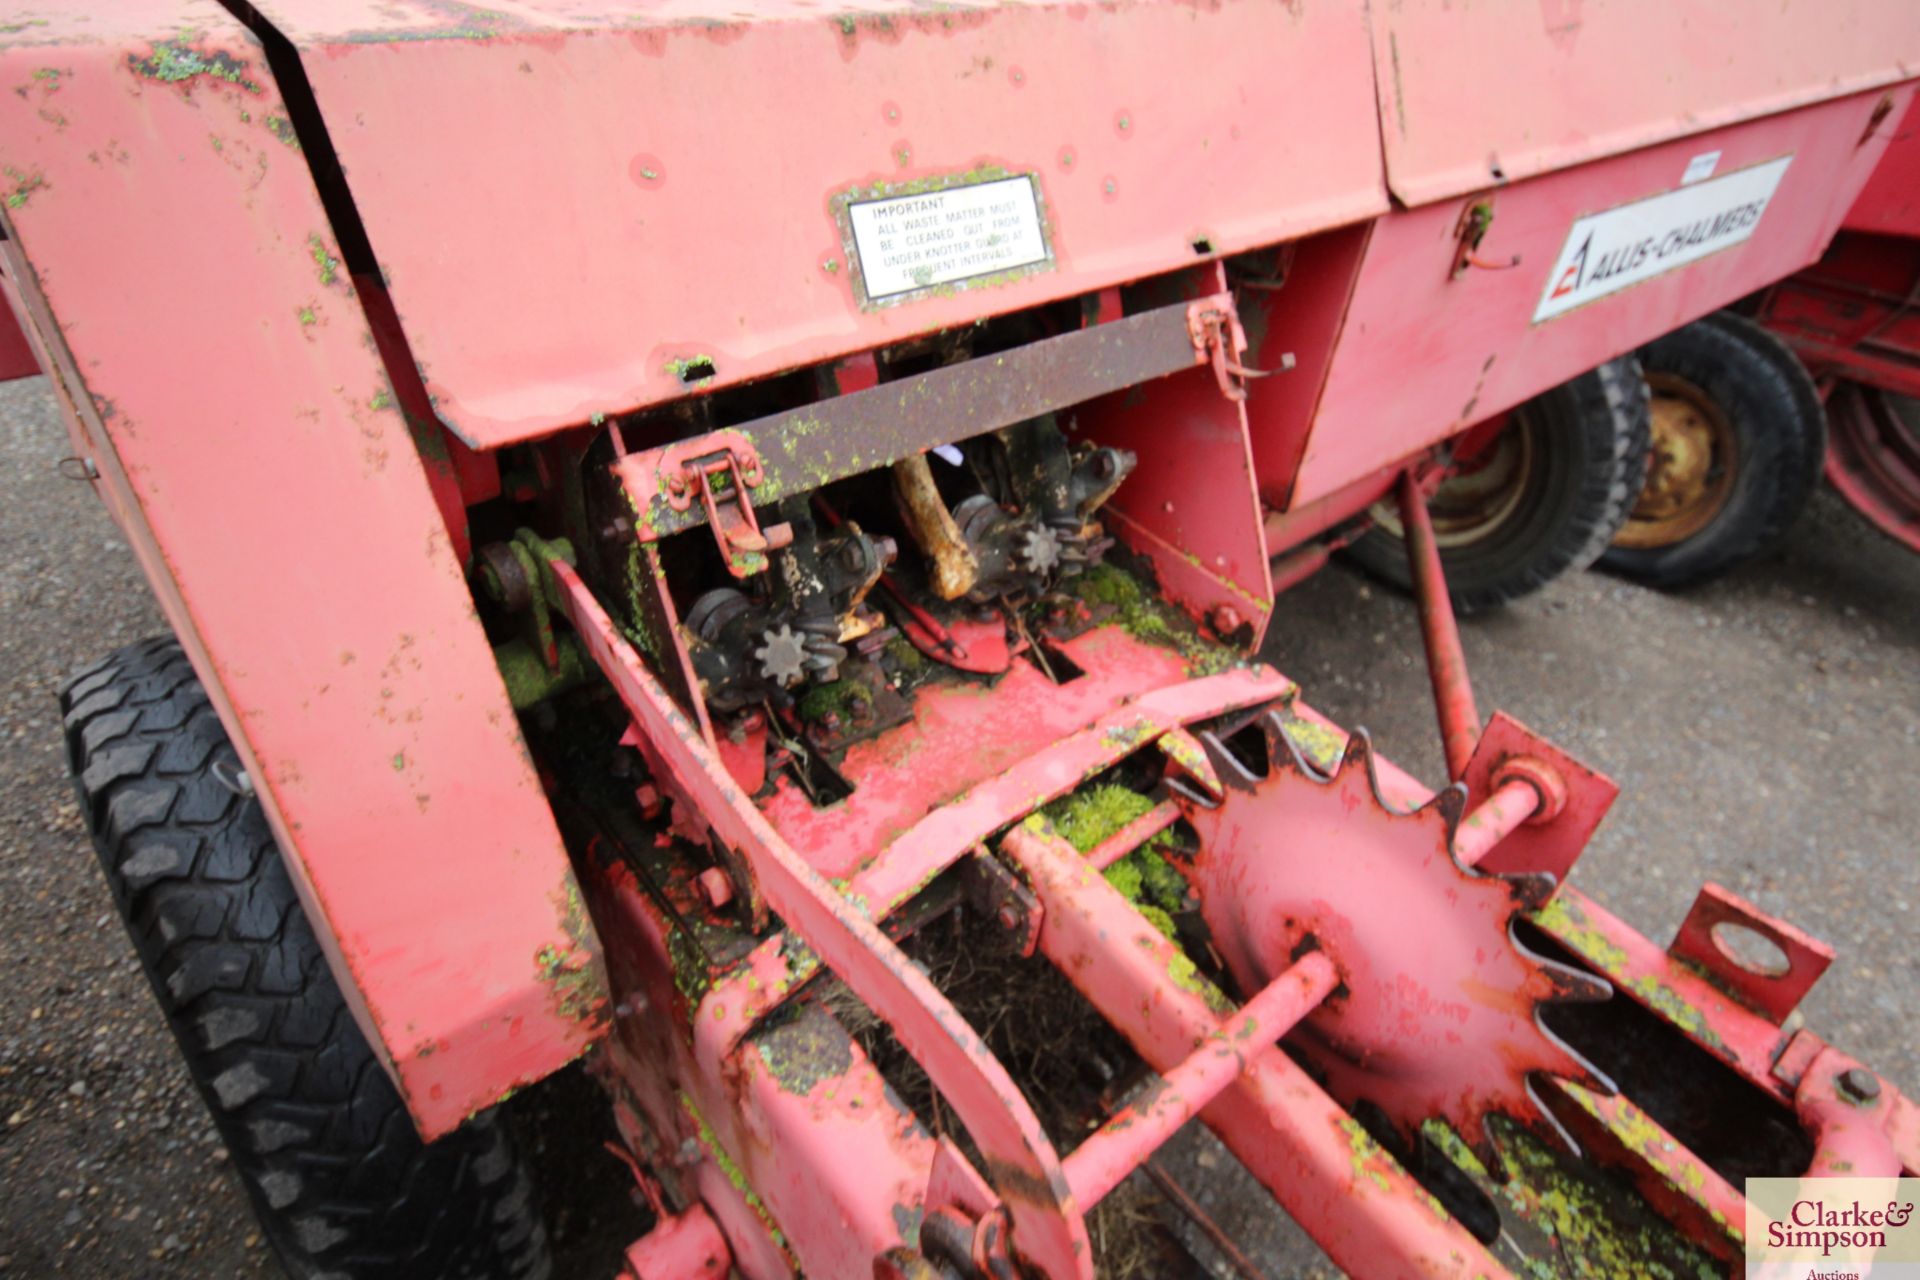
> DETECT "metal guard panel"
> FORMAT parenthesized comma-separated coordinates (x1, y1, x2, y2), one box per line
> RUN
(0, 4, 605, 1138)
(1371, 0, 1920, 207)
(1844, 95, 1920, 235)
(255, 0, 1387, 448)
(1294, 89, 1909, 509)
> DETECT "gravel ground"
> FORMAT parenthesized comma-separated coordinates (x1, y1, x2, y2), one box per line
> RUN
(0, 370, 1914, 1278)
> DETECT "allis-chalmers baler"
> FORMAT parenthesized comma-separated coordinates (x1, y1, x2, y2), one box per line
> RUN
(5, 2, 1919, 1278)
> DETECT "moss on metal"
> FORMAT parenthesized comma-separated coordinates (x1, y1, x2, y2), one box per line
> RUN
(4, 166, 46, 209)
(883, 634, 927, 677)
(663, 354, 717, 384)
(1528, 895, 1629, 972)
(1040, 785, 1189, 947)
(263, 113, 300, 150)
(1273, 710, 1347, 772)
(1337, 1116, 1397, 1193)
(680, 1092, 791, 1250)
(493, 635, 591, 709)
(797, 678, 872, 724)
(534, 940, 604, 1025)
(1423, 1118, 1724, 1280)
(307, 233, 341, 288)
(1065, 563, 1241, 677)
(127, 41, 261, 92)
(751, 1002, 854, 1097)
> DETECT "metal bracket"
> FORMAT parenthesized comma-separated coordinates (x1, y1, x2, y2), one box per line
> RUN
(1185, 294, 1263, 403)
(1459, 711, 1618, 884)
(661, 442, 793, 578)
(963, 846, 1043, 958)
(1451, 198, 1522, 278)
(1667, 883, 1833, 1026)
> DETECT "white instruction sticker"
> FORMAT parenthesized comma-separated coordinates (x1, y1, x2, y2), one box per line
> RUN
(1533, 155, 1792, 323)
(1680, 150, 1721, 184)
(846, 175, 1050, 303)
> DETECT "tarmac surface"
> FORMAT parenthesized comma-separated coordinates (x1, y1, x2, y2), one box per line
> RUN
(0, 370, 1914, 1277)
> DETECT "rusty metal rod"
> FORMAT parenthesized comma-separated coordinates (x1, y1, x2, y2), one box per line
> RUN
(1085, 799, 1181, 872)
(1451, 776, 1539, 870)
(1062, 951, 1338, 1209)
(1395, 469, 1480, 781)
(1136, 1158, 1276, 1280)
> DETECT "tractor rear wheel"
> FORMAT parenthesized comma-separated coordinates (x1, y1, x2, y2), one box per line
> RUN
(1345, 356, 1651, 612)
(1601, 310, 1826, 587)
(61, 637, 552, 1280)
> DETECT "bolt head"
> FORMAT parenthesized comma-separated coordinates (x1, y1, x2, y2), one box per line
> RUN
(1838, 1067, 1881, 1103)
(1208, 604, 1243, 636)
(996, 903, 1022, 931)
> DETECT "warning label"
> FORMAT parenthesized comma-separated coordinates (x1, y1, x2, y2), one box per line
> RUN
(846, 174, 1050, 304)
(1533, 155, 1792, 323)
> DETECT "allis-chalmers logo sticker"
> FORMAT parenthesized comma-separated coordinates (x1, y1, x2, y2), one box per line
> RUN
(1532, 155, 1792, 323)
(1745, 1177, 1920, 1278)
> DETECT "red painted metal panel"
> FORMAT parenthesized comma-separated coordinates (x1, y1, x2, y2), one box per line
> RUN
(0, 5, 604, 1138)
(1239, 223, 1372, 510)
(251, 0, 1388, 448)
(1845, 94, 1920, 235)
(1081, 367, 1277, 643)
(1369, 0, 1920, 208)
(1288, 93, 1908, 509)
(0, 301, 38, 382)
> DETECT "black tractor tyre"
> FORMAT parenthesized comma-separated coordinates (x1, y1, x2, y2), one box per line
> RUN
(1344, 356, 1652, 612)
(1599, 311, 1826, 588)
(61, 637, 553, 1280)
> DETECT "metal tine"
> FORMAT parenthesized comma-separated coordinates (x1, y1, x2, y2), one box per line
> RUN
(1191, 727, 1264, 798)
(1509, 921, 1615, 1009)
(1259, 709, 1332, 783)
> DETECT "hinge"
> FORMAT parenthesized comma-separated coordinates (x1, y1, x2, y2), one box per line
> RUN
(1186, 295, 1267, 403)
(662, 442, 793, 578)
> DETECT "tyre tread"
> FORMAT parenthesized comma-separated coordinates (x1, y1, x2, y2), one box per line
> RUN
(62, 639, 551, 1280)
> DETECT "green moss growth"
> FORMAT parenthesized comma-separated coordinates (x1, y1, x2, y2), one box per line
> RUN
(126, 41, 261, 91)
(797, 678, 871, 724)
(664, 354, 716, 383)
(1041, 782, 1155, 853)
(307, 233, 340, 287)
(1064, 563, 1242, 677)
(1423, 1118, 1726, 1280)
(1040, 784, 1185, 938)
(883, 634, 927, 677)
(4, 166, 46, 209)
(494, 636, 591, 709)
(263, 112, 300, 150)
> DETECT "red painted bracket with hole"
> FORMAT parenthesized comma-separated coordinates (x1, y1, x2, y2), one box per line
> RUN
(1668, 883, 1835, 1026)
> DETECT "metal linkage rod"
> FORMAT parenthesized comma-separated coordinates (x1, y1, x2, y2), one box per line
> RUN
(1396, 469, 1480, 780)
(1063, 951, 1338, 1208)
(1452, 776, 1540, 869)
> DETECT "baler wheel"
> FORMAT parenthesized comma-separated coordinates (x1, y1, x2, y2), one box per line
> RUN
(1601, 310, 1826, 586)
(1347, 357, 1651, 611)
(60, 638, 553, 1280)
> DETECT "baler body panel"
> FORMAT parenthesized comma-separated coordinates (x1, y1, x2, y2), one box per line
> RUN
(0, 3, 605, 1139)
(251, 0, 1388, 449)
(1368, 0, 1920, 208)
(1759, 92, 1920, 551)
(1844, 94, 1920, 234)
(1265, 87, 1911, 510)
